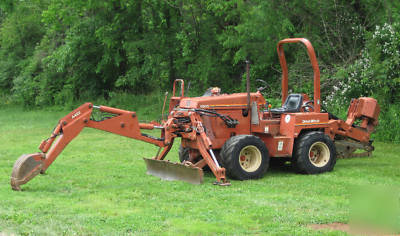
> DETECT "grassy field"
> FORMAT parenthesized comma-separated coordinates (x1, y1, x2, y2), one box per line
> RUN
(0, 106, 399, 235)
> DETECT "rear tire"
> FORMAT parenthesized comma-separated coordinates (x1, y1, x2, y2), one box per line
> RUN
(179, 145, 190, 162)
(220, 135, 269, 180)
(293, 131, 336, 174)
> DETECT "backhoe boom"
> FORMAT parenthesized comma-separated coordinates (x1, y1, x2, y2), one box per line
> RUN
(11, 103, 166, 190)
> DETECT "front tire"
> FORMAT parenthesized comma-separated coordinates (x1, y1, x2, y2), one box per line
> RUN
(220, 135, 269, 180)
(179, 145, 211, 171)
(293, 131, 336, 174)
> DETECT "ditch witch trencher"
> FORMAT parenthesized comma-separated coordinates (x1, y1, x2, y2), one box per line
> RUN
(11, 38, 380, 190)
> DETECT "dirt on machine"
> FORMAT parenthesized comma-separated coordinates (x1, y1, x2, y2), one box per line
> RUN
(11, 38, 380, 191)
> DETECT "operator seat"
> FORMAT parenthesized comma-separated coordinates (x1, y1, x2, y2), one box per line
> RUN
(270, 94, 303, 114)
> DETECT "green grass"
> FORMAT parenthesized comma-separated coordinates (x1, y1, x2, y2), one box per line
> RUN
(0, 106, 399, 235)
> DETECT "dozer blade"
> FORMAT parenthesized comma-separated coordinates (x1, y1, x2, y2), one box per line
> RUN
(11, 153, 44, 191)
(143, 158, 204, 185)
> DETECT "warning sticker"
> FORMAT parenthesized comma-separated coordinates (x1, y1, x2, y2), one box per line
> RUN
(277, 141, 284, 151)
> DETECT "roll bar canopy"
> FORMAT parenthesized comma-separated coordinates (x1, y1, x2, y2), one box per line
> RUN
(277, 38, 321, 113)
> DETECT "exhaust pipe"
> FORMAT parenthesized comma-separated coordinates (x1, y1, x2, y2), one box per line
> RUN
(246, 60, 251, 115)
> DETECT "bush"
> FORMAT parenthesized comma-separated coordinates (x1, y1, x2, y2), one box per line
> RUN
(328, 23, 400, 142)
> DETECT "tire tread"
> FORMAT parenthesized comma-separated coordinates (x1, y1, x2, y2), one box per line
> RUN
(220, 135, 269, 180)
(293, 131, 336, 174)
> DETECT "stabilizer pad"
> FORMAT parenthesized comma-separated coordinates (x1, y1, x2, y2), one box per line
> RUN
(144, 158, 204, 185)
(11, 153, 44, 191)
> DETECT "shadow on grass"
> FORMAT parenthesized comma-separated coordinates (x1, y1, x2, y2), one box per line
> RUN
(202, 162, 296, 180)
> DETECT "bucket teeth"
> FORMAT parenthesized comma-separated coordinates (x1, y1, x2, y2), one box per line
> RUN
(143, 158, 204, 185)
(11, 153, 44, 191)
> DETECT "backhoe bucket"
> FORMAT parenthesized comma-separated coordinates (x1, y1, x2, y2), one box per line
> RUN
(11, 153, 44, 191)
(143, 158, 204, 184)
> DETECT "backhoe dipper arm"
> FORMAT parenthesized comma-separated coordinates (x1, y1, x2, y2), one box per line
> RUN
(11, 103, 166, 190)
(39, 103, 93, 171)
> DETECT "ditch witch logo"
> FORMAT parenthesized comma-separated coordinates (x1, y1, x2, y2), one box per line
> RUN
(302, 119, 319, 124)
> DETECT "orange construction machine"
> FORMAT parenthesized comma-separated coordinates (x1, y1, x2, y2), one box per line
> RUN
(11, 38, 380, 190)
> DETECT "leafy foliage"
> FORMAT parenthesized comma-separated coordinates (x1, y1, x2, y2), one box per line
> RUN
(0, 0, 399, 141)
(329, 22, 400, 142)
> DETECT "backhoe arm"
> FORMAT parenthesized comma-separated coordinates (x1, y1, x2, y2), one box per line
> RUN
(11, 103, 166, 191)
(39, 103, 93, 171)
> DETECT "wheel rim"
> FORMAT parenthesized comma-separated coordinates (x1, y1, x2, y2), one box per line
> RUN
(308, 142, 330, 167)
(239, 145, 262, 172)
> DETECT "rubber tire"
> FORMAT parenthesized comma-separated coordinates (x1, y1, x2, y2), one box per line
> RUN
(179, 145, 211, 171)
(220, 135, 269, 180)
(179, 145, 189, 163)
(293, 131, 336, 174)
